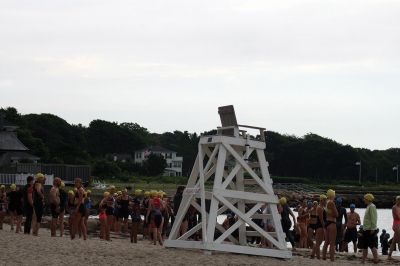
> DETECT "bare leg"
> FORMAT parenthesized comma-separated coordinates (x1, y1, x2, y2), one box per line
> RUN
(77, 214, 87, 240)
(58, 212, 64, 237)
(328, 224, 337, 261)
(131, 222, 139, 243)
(15, 215, 22, 233)
(152, 228, 157, 245)
(362, 249, 368, 264)
(0, 212, 4, 229)
(180, 220, 188, 236)
(322, 228, 329, 260)
(299, 223, 307, 248)
(51, 218, 57, 237)
(389, 230, 400, 258)
(311, 228, 324, 259)
(10, 212, 15, 230)
(69, 214, 75, 239)
(31, 211, 38, 236)
(100, 219, 106, 240)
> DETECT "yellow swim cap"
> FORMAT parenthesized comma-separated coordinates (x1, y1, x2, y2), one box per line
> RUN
(68, 190, 74, 195)
(0, 185, 5, 189)
(320, 194, 327, 201)
(103, 191, 110, 198)
(60, 182, 65, 188)
(364, 193, 374, 202)
(396, 195, 400, 202)
(134, 189, 142, 196)
(157, 190, 163, 197)
(86, 190, 92, 194)
(150, 190, 157, 197)
(144, 191, 150, 197)
(10, 183, 17, 190)
(109, 185, 116, 191)
(36, 173, 45, 181)
(117, 190, 122, 195)
(279, 197, 287, 205)
(327, 189, 335, 198)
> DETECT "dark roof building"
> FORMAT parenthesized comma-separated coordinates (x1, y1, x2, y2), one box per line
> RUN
(0, 113, 40, 166)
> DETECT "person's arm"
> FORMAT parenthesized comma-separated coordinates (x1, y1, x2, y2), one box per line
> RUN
(289, 208, 297, 224)
(75, 188, 84, 211)
(370, 206, 378, 231)
(146, 200, 152, 221)
(36, 184, 44, 198)
(27, 187, 33, 207)
(356, 213, 361, 225)
(318, 207, 325, 228)
(343, 208, 348, 224)
(393, 206, 400, 221)
(328, 201, 338, 218)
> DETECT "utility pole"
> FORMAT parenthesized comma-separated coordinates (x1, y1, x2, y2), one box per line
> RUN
(356, 161, 362, 185)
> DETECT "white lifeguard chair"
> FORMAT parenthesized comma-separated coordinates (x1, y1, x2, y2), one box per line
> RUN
(164, 105, 291, 259)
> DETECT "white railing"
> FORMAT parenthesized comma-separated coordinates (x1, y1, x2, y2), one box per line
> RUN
(0, 173, 54, 186)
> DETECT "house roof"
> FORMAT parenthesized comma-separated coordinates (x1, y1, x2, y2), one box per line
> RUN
(0, 131, 29, 151)
(135, 146, 176, 154)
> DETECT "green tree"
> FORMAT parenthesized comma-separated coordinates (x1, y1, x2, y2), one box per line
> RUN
(141, 153, 167, 176)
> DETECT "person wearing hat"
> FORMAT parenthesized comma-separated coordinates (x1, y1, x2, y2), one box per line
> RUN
(72, 178, 87, 241)
(343, 203, 361, 253)
(388, 195, 400, 259)
(0, 184, 7, 230)
(335, 197, 348, 252)
(99, 192, 110, 241)
(361, 193, 378, 264)
(142, 191, 151, 240)
(7, 183, 23, 233)
(58, 182, 67, 237)
(118, 189, 130, 234)
(311, 194, 327, 259)
(277, 197, 296, 250)
(49, 177, 62, 237)
(322, 189, 339, 262)
(130, 189, 142, 243)
(22, 175, 34, 234)
(32, 173, 46, 236)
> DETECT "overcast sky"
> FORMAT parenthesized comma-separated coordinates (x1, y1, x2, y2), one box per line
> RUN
(1, 0, 399, 150)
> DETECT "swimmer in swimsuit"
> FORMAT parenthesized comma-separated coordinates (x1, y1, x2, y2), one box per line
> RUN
(388, 195, 400, 259)
(322, 189, 338, 262)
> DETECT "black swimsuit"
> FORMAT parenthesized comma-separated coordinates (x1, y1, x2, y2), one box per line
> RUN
(75, 191, 86, 216)
(33, 183, 44, 223)
(119, 199, 130, 219)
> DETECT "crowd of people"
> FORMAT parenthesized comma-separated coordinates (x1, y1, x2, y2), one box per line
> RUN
(0, 174, 192, 246)
(1, 174, 400, 264)
(278, 189, 400, 263)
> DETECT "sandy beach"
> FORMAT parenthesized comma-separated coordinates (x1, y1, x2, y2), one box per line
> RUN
(0, 223, 397, 266)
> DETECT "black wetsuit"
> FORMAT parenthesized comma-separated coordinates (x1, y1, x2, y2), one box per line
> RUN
(59, 189, 67, 213)
(22, 183, 33, 234)
(8, 190, 23, 215)
(336, 205, 348, 249)
(119, 198, 130, 219)
(281, 204, 295, 247)
(172, 191, 182, 226)
(33, 182, 44, 223)
(130, 197, 142, 223)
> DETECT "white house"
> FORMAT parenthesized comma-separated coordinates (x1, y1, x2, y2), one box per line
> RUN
(134, 146, 183, 177)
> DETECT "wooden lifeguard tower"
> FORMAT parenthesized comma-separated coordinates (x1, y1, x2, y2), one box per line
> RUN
(164, 105, 291, 259)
